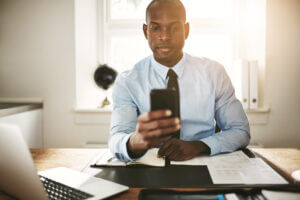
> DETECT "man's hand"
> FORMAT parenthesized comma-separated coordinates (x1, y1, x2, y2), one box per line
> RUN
(158, 138, 211, 161)
(127, 109, 181, 158)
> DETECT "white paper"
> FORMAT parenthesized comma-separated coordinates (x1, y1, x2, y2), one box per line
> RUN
(172, 151, 288, 184)
(262, 190, 300, 200)
(207, 161, 252, 184)
(242, 158, 288, 184)
(208, 158, 288, 184)
(170, 156, 206, 165)
(94, 149, 126, 166)
(128, 148, 165, 167)
(171, 150, 249, 166)
(94, 148, 164, 167)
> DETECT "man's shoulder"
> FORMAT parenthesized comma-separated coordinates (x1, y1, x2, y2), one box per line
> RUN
(185, 53, 225, 73)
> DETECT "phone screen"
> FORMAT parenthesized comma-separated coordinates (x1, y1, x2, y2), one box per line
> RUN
(150, 89, 178, 118)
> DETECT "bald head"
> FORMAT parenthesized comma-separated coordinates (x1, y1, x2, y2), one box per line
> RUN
(143, 0, 189, 67)
(145, 0, 186, 23)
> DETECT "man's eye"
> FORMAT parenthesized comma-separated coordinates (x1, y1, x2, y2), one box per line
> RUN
(171, 25, 181, 32)
(150, 26, 160, 31)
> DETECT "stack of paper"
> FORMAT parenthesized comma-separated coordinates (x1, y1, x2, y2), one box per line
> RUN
(172, 150, 288, 184)
(171, 151, 249, 166)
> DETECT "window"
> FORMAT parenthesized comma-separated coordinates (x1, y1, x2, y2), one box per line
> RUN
(101, 0, 237, 73)
(75, 0, 266, 110)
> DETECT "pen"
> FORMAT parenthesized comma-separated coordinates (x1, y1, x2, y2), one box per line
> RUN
(107, 157, 115, 163)
(165, 156, 170, 166)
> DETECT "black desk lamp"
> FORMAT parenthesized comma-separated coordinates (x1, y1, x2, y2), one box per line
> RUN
(94, 64, 117, 108)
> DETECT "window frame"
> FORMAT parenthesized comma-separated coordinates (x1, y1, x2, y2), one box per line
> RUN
(99, 0, 241, 73)
(94, 0, 266, 110)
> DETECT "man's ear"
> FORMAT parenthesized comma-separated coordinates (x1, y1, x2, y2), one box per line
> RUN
(184, 22, 190, 39)
(143, 24, 148, 40)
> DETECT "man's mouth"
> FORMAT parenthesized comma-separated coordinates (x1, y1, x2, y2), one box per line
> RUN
(157, 46, 172, 53)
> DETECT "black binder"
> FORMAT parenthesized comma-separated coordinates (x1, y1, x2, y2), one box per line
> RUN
(93, 149, 292, 188)
(95, 165, 212, 188)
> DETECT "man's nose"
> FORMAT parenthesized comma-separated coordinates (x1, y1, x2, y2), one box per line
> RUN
(159, 28, 171, 40)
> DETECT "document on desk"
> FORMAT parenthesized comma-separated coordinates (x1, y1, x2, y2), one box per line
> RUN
(172, 151, 288, 184)
(91, 148, 165, 167)
(91, 149, 126, 166)
(171, 150, 249, 166)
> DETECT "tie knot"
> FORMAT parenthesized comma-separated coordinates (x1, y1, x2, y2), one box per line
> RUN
(167, 69, 178, 79)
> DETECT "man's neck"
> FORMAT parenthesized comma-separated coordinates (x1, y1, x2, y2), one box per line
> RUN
(154, 53, 183, 67)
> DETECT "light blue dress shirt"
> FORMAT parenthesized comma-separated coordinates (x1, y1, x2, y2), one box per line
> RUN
(109, 53, 250, 162)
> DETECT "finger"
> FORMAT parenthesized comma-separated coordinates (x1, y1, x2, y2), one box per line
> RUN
(158, 135, 173, 147)
(168, 149, 183, 161)
(139, 117, 180, 132)
(144, 138, 163, 149)
(159, 138, 178, 157)
(145, 135, 174, 149)
(160, 135, 173, 144)
(175, 154, 194, 161)
(143, 134, 171, 149)
(172, 151, 186, 161)
(158, 137, 176, 156)
(143, 124, 180, 140)
(138, 110, 172, 122)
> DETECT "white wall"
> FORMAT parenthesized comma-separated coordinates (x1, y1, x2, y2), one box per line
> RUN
(250, 0, 300, 147)
(0, 0, 299, 148)
(75, 0, 103, 109)
(0, 0, 110, 147)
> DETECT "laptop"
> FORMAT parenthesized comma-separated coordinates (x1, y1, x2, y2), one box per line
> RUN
(0, 123, 129, 200)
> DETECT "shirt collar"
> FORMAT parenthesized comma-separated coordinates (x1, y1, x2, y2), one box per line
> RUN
(151, 53, 186, 80)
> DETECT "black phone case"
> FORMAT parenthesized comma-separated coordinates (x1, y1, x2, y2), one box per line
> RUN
(150, 89, 178, 117)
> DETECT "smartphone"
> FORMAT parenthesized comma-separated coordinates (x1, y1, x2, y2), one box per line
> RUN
(150, 89, 179, 118)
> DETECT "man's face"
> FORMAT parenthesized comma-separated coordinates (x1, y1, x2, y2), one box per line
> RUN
(143, 2, 189, 67)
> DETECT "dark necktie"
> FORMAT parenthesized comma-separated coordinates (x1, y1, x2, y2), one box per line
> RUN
(167, 69, 180, 139)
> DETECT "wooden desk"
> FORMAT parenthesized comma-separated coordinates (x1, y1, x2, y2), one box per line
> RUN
(25, 148, 300, 199)
(251, 148, 300, 184)
(1, 148, 299, 200)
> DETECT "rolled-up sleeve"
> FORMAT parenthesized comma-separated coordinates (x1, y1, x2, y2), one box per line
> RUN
(200, 64, 250, 155)
(108, 76, 138, 162)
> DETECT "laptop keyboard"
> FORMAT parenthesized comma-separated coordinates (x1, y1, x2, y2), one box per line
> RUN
(39, 175, 94, 200)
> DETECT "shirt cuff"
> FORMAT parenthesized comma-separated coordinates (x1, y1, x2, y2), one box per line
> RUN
(200, 136, 221, 156)
(120, 132, 146, 162)
(120, 133, 134, 162)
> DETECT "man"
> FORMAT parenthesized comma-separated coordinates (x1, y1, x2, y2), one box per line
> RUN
(109, 0, 250, 162)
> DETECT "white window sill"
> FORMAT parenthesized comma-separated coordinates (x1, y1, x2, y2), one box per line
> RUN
(74, 107, 112, 113)
(73, 107, 112, 125)
(245, 107, 270, 113)
(246, 107, 270, 125)
(74, 106, 270, 125)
